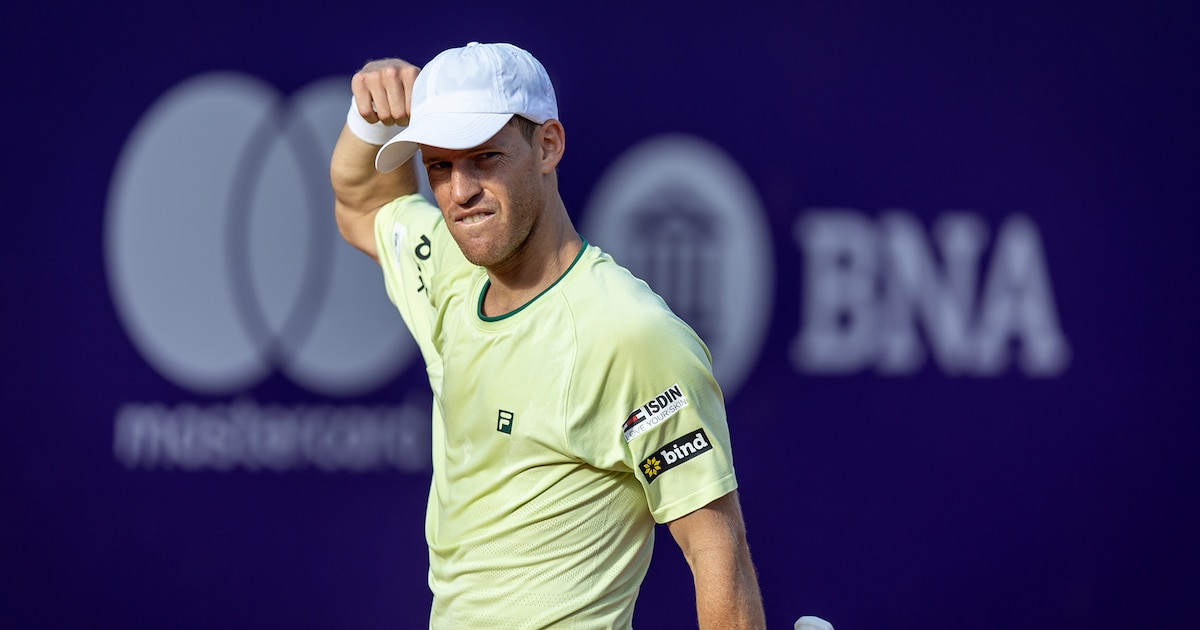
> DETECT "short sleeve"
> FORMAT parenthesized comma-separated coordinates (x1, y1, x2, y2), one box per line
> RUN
(373, 194, 467, 362)
(571, 310, 739, 524)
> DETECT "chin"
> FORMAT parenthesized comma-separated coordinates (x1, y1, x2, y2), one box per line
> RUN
(459, 243, 506, 268)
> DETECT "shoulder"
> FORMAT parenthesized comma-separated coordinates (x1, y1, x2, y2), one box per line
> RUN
(375, 195, 464, 269)
(568, 247, 670, 319)
(375, 194, 445, 247)
(377, 192, 440, 222)
(565, 245, 709, 362)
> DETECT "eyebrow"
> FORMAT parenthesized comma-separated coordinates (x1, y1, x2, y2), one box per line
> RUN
(421, 140, 510, 166)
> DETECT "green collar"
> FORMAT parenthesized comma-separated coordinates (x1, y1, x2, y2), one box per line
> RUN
(477, 237, 590, 322)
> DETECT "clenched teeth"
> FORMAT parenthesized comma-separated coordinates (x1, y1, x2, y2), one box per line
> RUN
(460, 213, 491, 225)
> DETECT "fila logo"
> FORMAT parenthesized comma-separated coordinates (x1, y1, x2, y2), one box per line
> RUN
(639, 429, 712, 484)
(497, 409, 514, 434)
(623, 384, 689, 442)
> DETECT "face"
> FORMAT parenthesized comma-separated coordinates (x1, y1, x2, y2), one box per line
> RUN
(420, 122, 549, 271)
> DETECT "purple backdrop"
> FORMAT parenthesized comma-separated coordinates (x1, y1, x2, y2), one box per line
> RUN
(4, 1, 1199, 629)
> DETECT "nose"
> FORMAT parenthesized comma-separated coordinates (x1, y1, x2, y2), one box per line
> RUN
(449, 164, 483, 207)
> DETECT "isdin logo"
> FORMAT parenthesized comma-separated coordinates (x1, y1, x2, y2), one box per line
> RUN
(106, 73, 419, 396)
(623, 383, 689, 443)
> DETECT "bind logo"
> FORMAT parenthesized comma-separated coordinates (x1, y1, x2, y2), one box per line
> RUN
(639, 429, 713, 484)
(106, 73, 420, 396)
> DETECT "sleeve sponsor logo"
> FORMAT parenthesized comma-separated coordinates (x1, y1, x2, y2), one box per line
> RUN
(623, 384, 689, 442)
(639, 429, 712, 484)
(413, 233, 432, 295)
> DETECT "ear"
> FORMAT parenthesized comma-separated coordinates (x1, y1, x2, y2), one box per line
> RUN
(536, 120, 565, 174)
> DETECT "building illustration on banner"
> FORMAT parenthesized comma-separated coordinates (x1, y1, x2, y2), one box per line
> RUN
(105, 73, 1071, 473)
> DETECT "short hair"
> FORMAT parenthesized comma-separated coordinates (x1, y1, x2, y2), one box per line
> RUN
(506, 115, 540, 145)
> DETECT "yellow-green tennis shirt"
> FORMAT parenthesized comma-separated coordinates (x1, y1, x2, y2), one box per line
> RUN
(375, 194, 739, 629)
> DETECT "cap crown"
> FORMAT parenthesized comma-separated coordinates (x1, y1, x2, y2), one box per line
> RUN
(413, 42, 558, 123)
(375, 42, 558, 172)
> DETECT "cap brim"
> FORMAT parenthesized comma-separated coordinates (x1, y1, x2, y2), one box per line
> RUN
(375, 112, 514, 173)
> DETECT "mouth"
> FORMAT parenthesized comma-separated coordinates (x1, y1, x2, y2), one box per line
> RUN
(456, 211, 494, 226)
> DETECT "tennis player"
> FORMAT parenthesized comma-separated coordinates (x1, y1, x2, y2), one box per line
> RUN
(329, 41, 765, 629)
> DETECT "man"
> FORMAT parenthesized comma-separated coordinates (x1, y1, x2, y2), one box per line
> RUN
(329, 41, 765, 629)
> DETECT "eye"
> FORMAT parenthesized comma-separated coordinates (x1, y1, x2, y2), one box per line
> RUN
(425, 161, 450, 172)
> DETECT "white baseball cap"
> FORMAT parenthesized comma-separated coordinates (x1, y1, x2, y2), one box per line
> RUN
(375, 41, 559, 173)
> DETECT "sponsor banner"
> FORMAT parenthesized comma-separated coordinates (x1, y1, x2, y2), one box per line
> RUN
(113, 398, 431, 472)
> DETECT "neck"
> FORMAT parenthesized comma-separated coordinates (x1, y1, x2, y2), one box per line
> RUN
(482, 199, 582, 318)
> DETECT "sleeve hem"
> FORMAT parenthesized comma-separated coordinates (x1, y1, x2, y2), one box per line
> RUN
(650, 474, 739, 524)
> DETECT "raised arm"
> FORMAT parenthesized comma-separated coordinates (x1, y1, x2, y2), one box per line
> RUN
(667, 491, 766, 629)
(329, 58, 422, 262)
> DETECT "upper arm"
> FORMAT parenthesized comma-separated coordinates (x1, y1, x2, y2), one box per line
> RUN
(334, 201, 382, 261)
(330, 124, 420, 262)
(611, 314, 737, 523)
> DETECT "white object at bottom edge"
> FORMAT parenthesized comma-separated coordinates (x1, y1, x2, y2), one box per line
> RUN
(795, 615, 834, 630)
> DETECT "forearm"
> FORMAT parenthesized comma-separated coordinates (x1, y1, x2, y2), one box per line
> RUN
(669, 492, 766, 629)
(690, 533, 765, 629)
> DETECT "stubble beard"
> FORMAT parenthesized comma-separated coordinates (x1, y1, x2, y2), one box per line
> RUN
(452, 175, 546, 271)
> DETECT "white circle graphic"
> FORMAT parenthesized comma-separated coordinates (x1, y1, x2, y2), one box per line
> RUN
(106, 73, 416, 396)
(582, 135, 773, 399)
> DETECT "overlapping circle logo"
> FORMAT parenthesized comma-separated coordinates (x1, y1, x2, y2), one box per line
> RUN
(106, 73, 417, 397)
(582, 135, 774, 399)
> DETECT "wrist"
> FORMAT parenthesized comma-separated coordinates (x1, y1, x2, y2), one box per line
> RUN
(346, 95, 403, 145)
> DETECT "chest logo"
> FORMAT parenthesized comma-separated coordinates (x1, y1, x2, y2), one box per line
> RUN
(497, 409, 514, 434)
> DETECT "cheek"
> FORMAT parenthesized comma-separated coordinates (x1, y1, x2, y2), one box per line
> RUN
(508, 168, 543, 210)
(428, 182, 454, 214)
